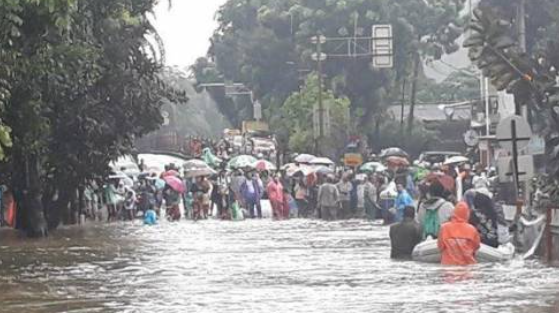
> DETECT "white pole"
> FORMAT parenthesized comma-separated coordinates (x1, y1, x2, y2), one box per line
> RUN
(485, 77, 491, 167)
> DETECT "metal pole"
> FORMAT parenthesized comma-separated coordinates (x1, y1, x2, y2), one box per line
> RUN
(546, 207, 553, 263)
(400, 79, 406, 127)
(511, 120, 520, 196)
(317, 36, 324, 154)
(485, 77, 491, 167)
(518, 0, 526, 54)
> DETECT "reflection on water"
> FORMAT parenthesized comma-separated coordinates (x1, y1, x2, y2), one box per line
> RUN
(1, 220, 559, 313)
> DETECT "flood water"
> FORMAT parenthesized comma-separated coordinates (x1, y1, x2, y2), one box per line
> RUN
(1, 219, 559, 313)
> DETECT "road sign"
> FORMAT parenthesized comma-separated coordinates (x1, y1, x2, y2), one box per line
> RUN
(344, 153, 364, 167)
(496, 115, 532, 152)
(464, 130, 480, 147)
(311, 35, 327, 44)
(161, 110, 170, 126)
(311, 53, 328, 61)
(497, 155, 534, 182)
(372, 24, 393, 68)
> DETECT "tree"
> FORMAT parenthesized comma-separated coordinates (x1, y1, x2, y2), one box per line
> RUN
(465, 5, 559, 202)
(1, 0, 178, 236)
(272, 74, 350, 158)
(196, 0, 466, 151)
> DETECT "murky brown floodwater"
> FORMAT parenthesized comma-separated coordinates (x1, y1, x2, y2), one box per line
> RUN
(1, 219, 559, 313)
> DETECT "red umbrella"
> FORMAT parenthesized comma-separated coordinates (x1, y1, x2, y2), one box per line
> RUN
(425, 173, 455, 191)
(385, 156, 410, 168)
(163, 175, 186, 194)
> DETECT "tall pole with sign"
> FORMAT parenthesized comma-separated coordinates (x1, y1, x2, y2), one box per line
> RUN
(311, 35, 327, 155)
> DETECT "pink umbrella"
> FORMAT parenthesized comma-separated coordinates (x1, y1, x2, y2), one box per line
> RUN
(254, 160, 277, 171)
(161, 170, 180, 178)
(163, 175, 186, 193)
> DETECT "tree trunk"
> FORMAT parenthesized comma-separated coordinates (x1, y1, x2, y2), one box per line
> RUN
(407, 52, 421, 137)
(13, 153, 48, 238)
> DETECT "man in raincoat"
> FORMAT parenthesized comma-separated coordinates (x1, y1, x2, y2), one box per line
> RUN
(437, 202, 481, 266)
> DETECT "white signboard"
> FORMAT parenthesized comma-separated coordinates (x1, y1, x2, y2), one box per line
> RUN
(497, 155, 534, 182)
(372, 25, 393, 68)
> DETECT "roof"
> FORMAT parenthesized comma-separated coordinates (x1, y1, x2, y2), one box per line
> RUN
(388, 104, 471, 122)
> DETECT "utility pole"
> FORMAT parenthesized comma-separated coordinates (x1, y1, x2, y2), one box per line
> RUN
(311, 35, 327, 155)
(317, 36, 324, 152)
(517, 0, 526, 54)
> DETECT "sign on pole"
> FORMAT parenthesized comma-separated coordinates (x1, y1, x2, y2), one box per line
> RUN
(496, 115, 532, 152)
(497, 155, 534, 182)
(253, 100, 262, 121)
(161, 110, 170, 126)
(371, 25, 393, 68)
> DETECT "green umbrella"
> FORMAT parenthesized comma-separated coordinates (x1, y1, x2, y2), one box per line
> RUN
(360, 162, 386, 173)
(227, 155, 257, 169)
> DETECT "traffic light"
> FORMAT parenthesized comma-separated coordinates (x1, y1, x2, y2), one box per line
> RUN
(464, 8, 531, 92)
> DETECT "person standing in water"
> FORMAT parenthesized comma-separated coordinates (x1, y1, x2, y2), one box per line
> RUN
(390, 206, 422, 260)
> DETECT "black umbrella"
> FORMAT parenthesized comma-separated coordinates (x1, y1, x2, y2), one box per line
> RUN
(380, 147, 409, 159)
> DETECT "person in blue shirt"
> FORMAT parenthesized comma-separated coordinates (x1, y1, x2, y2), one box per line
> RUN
(394, 184, 414, 222)
(144, 208, 158, 225)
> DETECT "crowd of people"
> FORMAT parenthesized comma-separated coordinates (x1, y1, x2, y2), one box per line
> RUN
(0, 143, 516, 267)
(388, 161, 514, 266)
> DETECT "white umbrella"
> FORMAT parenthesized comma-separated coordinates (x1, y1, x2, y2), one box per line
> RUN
(184, 159, 211, 171)
(109, 172, 134, 187)
(294, 154, 316, 164)
(444, 156, 469, 165)
(309, 157, 335, 166)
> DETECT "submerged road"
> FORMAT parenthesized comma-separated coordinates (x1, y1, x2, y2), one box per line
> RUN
(1, 219, 558, 313)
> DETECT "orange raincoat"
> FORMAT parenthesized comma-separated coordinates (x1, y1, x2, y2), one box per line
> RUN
(437, 202, 481, 265)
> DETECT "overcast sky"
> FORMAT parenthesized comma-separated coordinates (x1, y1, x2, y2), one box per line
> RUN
(153, 1, 226, 70)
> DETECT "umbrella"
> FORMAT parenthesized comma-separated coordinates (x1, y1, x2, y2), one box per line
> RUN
(314, 166, 334, 175)
(163, 175, 186, 193)
(292, 166, 314, 177)
(360, 162, 386, 173)
(385, 156, 410, 168)
(228, 155, 257, 169)
(109, 172, 134, 187)
(281, 163, 297, 171)
(161, 169, 180, 178)
(425, 173, 455, 191)
(184, 167, 217, 178)
(309, 157, 335, 166)
(443, 155, 469, 165)
(294, 154, 316, 164)
(184, 159, 211, 171)
(254, 160, 277, 171)
(380, 147, 409, 159)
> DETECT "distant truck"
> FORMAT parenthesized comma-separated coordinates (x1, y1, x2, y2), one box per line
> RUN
(239, 121, 277, 160)
(241, 121, 269, 134)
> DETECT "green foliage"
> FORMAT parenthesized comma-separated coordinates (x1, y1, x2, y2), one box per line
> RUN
(272, 74, 350, 154)
(417, 70, 480, 103)
(0, 0, 178, 233)
(371, 119, 439, 158)
(470, 2, 559, 200)
(195, 0, 466, 130)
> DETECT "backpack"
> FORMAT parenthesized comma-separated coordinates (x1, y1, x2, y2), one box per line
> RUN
(423, 204, 442, 238)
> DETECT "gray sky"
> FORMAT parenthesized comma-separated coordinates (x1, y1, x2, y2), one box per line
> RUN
(154, 0, 227, 70)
